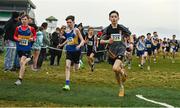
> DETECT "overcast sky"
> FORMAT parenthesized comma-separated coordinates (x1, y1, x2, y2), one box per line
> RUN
(31, 0, 180, 39)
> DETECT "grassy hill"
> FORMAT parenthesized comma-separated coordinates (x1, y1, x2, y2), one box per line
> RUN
(0, 52, 180, 107)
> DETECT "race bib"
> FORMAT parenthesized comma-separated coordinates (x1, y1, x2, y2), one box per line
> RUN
(19, 39, 28, 46)
(146, 44, 151, 48)
(87, 41, 93, 46)
(67, 37, 74, 45)
(171, 46, 175, 48)
(111, 34, 122, 42)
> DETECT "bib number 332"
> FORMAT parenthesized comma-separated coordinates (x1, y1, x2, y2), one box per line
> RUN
(19, 39, 28, 46)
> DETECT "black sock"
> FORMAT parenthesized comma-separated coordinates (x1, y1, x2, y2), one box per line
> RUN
(18, 78, 22, 82)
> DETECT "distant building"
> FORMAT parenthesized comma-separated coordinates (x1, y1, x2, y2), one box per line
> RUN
(0, 0, 36, 28)
(45, 16, 58, 33)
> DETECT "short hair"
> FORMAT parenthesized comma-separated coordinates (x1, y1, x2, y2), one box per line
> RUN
(12, 12, 20, 19)
(109, 10, 119, 17)
(153, 31, 157, 34)
(21, 14, 29, 19)
(141, 35, 145, 38)
(56, 27, 60, 31)
(88, 27, 94, 31)
(147, 33, 151, 36)
(65, 15, 75, 21)
(41, 22, 48, 29)
(77, 23, 83, 28)
(61, 25, 66, 30)
(38, 27, 43, 31)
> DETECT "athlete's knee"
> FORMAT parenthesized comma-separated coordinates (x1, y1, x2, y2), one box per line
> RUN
(112, 66, 121, 73)
(90, 56, 94, 60)
(66, 65, 71, 70)
(74, 64, 79, 70)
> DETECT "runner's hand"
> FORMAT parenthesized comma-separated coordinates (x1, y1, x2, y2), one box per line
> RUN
(109, 38, 113, 44)
(29, 38, 34, 41)
(76, 45, 81, 50)
(17, 38, 21, 42)
(58, 44, 63, 48)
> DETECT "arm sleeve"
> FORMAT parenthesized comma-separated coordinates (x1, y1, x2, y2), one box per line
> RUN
(13, 27, 19, 41)
(31, 27, 37, 41)
(101, 27, 110, 40)
(119, 24, 131, 36)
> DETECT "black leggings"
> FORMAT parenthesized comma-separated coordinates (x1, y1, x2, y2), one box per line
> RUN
(50, 49, 62, 65)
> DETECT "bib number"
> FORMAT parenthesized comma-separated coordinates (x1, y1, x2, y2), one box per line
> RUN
(67, 37, 74, 45)
(146, 44, 151, 48)
(19, 39, 28, 46)
(111, 34, 122, 42)
(87, 41, 93, 46)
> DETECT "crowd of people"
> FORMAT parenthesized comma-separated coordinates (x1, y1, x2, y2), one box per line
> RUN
(0, 10, 179, 97)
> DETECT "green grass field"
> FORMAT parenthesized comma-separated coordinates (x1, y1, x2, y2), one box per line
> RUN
(0, 52, 180, 107)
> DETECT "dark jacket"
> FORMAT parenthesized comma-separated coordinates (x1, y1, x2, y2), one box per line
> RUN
(51, 32, 60, 47)
(3, 18, 19, 41)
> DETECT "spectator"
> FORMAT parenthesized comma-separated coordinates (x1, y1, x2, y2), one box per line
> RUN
(3, 12, 20, 71)
(37, 22, 50, 69)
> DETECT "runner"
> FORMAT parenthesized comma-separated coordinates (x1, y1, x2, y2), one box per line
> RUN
(85, 27, 97, 72)
(100, 10, 131, 97)
(165, 38, 171, 59)
(124, 36, 133, 70)
(170, 35, 178, 63)
(136, 35, 146, 69)
(14, 14, 36, 85)
(152, 32, 159, 63)
(144, 33, 153, 70)
(60, 15, 84, 91)
(162, 37, 167, 59)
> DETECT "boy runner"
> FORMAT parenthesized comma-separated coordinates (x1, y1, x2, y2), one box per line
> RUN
(100, 10, 131, 97)
(14, 15, 36, 85)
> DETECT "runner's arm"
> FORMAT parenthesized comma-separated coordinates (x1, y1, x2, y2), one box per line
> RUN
(30, 27, 37, 41)
(76, 29, 85, 48)
(14, 27, 19, 41)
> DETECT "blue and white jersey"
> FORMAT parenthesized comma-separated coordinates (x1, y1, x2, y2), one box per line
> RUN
(137, 40, 146, 51)
(64, 28, 80, 52)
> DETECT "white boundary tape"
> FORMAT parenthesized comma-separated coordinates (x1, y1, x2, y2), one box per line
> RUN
(136, 94, 174, 108)
(47, 46, 107, 54)
(4, 47, 16, 49)
(5, 46, 107, 54)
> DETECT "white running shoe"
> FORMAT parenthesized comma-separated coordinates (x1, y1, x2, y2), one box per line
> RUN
(14, 79, 22, 85)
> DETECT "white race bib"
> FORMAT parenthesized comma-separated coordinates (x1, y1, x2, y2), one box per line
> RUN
(146, 44, 151, 48)
(87, 41, 93, 46)
(171, 46, 175, 48)
(111, 34, 122, 42)
(19, 39, 28, 46)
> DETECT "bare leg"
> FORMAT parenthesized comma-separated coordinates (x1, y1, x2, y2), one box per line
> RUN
(19, 56, 31, 79)
(113, 59, 126, 96)
(33, 50, 40, 69)
(65, 59, 71, 81)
